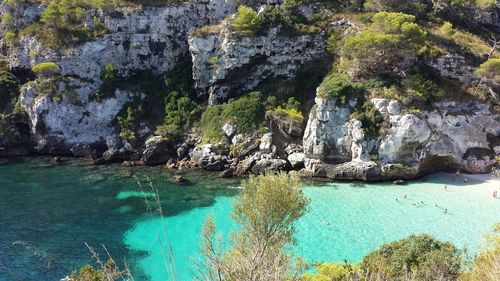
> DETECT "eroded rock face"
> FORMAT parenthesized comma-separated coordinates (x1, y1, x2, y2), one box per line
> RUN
(189, 25, 325, 104)
(20, 78, 135, 153)
(303, 97, 356, 163)
(303, 95, 500, 180)
(8, 0, 238, 79)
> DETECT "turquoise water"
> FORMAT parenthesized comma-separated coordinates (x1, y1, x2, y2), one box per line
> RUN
(0, 158, 499, 281)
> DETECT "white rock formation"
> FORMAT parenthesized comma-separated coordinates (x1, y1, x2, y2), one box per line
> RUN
(189, 25, 325, 104)
(9, 0, 238, 79)
(20, 79, 135, 147)
(303, 95, 500, 178)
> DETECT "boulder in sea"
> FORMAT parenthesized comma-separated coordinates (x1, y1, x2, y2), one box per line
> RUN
(219, 168, 234, 178)
(172, 175, 190, 184)
(235, 156, 257, 176)
(142, 136, 175, 165)
(251, 158, 291, 174)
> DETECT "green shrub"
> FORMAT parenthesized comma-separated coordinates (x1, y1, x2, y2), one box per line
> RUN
(342, 12, 426, 76)
(401, 73, 443, 104)
(0, 68, 19, 111)
(32, 62, 61, 77)
(364, 0, 430, 17)
(317, 74, 364, 103)
(283, 97, 301, 111)
(199, 92, 265, 142)
(163, 91, 199, 132)
(362, 234, 462, 281)
(302, 262, 362, 281)
(269, 106, 304, 122)
(350, 101, 384, 138)
(232, 6, 264, 36)
(477, 58, 500, 81)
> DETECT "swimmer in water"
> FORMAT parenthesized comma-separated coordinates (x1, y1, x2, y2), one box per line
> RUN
(493, 191, 498, 198)
(404, 194, 407, 199)
(444, 185, 448, 191)
(444, 208, 448, 214)
(420, 201, 424, 204)
(464, 177, 468, 183)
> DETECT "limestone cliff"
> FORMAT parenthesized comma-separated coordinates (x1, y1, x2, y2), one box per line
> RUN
(303, 95, 500, 180)
(189, 24, 325, 104)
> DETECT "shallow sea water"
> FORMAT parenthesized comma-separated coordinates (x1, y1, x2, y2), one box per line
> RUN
(0, 158, 498, 281)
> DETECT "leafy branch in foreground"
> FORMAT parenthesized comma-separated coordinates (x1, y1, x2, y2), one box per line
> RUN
(194, 172, 310, 281)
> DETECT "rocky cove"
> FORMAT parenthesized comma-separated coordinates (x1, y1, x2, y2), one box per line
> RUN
(0, 0, 499, 182)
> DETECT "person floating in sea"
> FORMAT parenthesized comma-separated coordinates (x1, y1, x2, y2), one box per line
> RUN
(493, 191, 498, 198)
(444, 208, 448, 214)
(444, 185, 448, 191)
(464, 177, 468, 183)
(420, 201, 424, 205)
(404, 194, 407, 199)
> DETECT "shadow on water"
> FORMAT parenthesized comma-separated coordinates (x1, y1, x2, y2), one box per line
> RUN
(0, 157, 239, 281)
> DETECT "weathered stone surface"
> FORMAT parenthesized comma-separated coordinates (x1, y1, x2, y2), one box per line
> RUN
(20, 79, 134, 147)
(172, 174, 190, 184)
(218, 168, 234, 178)
(190, 25, 325, 104)
(287, 152, 305, 169)
(222, 123, 236, 138)
(251, 158, 290, 174)
(8, 0, 238, 79)
(142, 136, 174, 165)
(259, 133, 274, 154)
(429, 54, 478, 86)
(190, 144, 227, 171)
(303, 97, 355, 163)
(235, 156, 256, 176)
(303, 94, 500, 180)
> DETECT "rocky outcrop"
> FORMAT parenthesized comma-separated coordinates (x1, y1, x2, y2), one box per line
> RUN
(8, 0, 238, 79)
(430, 54, 479, 86)
(303, 97, 358, 163)
(0, 1, 42, 38)
(189, 25, 325, 104)
(303, 95, 500, 180)
(142, 136, 175, 165)
(20, 78, 135, 154)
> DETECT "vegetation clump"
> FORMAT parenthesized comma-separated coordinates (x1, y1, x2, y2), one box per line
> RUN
(0, 61, 19, 112)
(32, 62, 61, 77)
(362, 234, 462, 281)
(342, 12, 427, 77)
(199, 92, 265, 142)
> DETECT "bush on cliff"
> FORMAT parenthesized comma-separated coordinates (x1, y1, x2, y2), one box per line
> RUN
(342, 12, 426, 77)
(32, 62, 61, 77)
(317, 74, 364, 103)
(0, 63, 19, 112)
(232, 5, 264, 36)
(199, 92, 265, 142)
